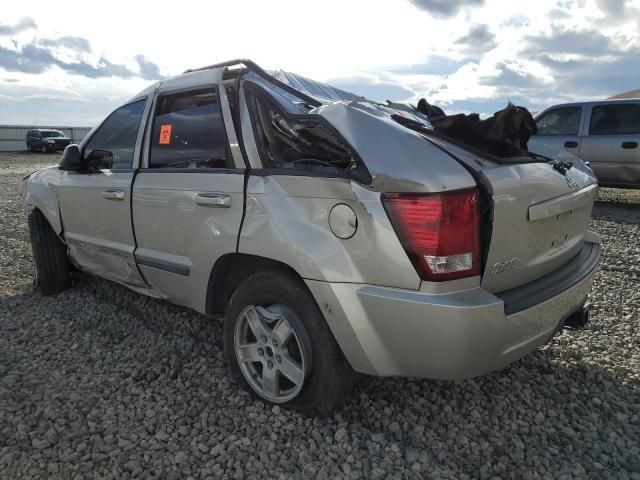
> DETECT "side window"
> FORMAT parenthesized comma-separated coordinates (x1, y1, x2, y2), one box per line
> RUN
(535, 107, 582, 135)
(589, 104, 640, 135)
(84, 99, 146, 170)
(246, 84, 360, 171)
(149, 88, 232, 169)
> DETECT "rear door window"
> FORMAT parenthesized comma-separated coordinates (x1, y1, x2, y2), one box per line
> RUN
(589, 103, 640, 135)
(535, 106, 582, 135)
(149, 88, 232, 169)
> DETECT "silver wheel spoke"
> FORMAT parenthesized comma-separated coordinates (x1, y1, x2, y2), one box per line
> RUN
(243, 306, 270, 339)
(236, 343, 261, 363)
(262, 365, 279, 396)
(235, 304, 307, 403)
(278, 353, 304, 386)
(272, 318, 293, 346)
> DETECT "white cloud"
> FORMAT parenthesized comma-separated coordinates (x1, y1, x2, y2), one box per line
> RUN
(1, 0, 640, 123)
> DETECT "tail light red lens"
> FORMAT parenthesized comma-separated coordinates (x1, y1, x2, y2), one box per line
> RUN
(382, 189, 481, 282)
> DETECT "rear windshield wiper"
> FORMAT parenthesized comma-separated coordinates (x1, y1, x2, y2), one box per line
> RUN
(529, 152, 573, 174)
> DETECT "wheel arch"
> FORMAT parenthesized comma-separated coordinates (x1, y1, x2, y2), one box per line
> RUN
(206, 252, 372, 380)
(25, 184, 63, 235)
(205, 253, 307, 316)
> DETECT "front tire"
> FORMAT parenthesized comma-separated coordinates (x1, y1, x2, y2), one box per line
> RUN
(224, 270, 354, 416)
(28, 210, 71, 295)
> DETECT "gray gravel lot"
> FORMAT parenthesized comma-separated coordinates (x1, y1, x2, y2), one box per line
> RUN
(1, 152, 639, 480)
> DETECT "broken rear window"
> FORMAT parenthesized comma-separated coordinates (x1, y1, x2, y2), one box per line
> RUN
(245, 83, 370, 183)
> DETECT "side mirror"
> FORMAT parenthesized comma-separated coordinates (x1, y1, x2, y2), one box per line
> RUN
(59, 144, 82, 171)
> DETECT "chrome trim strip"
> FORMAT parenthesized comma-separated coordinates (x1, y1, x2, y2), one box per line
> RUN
(135, 254, 190, 276)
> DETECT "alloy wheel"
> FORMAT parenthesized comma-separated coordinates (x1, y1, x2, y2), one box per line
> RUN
(234, 304, 308, 403)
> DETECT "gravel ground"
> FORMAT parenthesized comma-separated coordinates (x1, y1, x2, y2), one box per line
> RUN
(1, 152, 639, 480)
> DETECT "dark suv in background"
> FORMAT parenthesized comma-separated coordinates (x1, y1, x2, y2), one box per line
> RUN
(26, 129, 71, 153)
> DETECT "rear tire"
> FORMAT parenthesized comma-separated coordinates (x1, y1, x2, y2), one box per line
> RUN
(224, 270, 354, 416)
(28, 210, 71, 295)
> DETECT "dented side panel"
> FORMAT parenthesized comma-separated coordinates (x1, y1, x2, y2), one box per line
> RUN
(240, 75, 476, 193)
(238, 175, 421, 289)
(58, 171, 148, 287)
(23, 166, 64, 234)
(132, 172, 246, 311)
(315, 103, 477, 193)
(236, 77, 471, 289)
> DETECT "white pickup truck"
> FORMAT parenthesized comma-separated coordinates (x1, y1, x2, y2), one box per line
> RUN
(531, 98, 640, 188)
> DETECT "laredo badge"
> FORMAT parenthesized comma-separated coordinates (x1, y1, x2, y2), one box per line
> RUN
(490, 257, 519, 275)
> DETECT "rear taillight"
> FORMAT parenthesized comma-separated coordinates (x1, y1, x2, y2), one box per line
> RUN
(383, 189, 481, 282)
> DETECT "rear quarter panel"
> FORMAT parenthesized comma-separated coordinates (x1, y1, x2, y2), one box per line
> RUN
(238, 175, 421, 289)
(316, 103, 477, 193)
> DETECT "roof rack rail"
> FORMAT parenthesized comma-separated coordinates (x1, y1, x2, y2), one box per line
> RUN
(183, 59, 322, 108)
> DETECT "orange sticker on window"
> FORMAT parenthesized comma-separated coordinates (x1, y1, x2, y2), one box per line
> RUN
(159, 124, 172, 145)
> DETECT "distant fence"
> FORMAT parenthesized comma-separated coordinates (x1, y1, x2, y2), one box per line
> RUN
(0, 125, 93, 152)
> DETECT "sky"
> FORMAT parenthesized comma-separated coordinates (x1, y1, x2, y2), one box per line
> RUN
(1, 0, 639, 126)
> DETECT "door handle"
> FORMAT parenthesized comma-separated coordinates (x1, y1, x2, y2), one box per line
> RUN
(195, 193, 232, 208)
(564, 141, 579, 148)
(622, 141, 638, 149)
(102, 189, 125, 200)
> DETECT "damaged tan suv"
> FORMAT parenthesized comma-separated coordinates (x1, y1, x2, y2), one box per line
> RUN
(24, 60, 601, 415)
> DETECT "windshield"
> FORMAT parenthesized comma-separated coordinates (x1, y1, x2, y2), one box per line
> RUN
(41, 130, 64, 138)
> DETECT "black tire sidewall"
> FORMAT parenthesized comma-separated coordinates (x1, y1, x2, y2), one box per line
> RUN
(28, 210, 71, 294)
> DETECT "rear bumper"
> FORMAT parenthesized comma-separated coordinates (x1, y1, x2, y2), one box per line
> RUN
(306, 239, 601, 379)
(497, 240, 600, 314)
